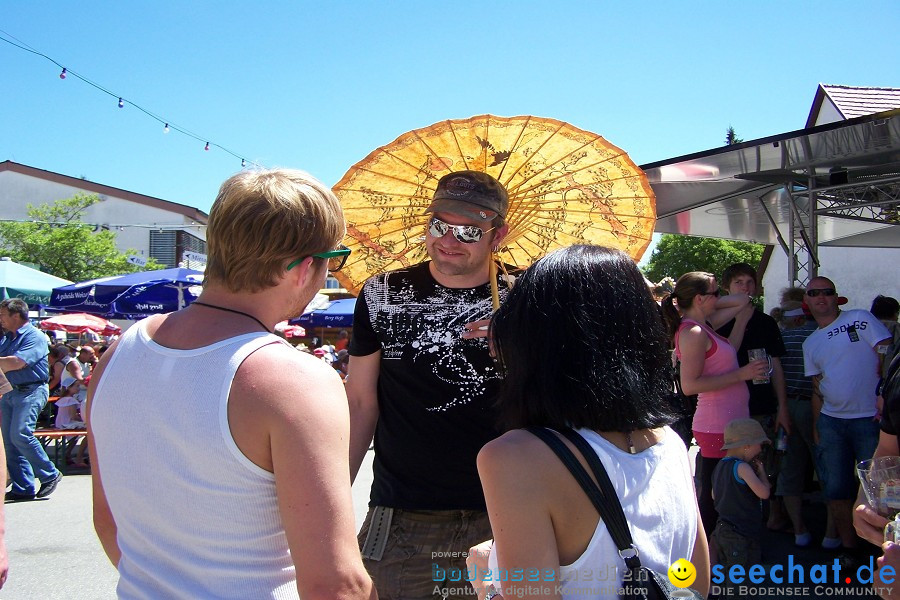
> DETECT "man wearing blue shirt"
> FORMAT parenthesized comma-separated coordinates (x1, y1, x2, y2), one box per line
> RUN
(0, 298, 61, 501)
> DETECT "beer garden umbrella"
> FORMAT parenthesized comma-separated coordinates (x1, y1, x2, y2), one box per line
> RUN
(39, 313, 121, 337)
(0, 257, 72, 307)
(50, 267, 204, 316)
(332, 114, 656, 304)
(290, 298, 356, 328)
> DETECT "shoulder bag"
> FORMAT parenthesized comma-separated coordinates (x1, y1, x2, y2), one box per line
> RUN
(527, 427, 703, 600)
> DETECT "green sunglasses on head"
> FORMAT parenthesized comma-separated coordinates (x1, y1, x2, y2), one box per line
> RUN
(287, 245, 351, 272)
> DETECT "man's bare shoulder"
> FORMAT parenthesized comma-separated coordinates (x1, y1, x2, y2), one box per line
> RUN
(235, 343, 345, 413)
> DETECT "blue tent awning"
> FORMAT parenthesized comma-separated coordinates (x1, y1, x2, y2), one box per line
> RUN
(291, 298, 356, 328)
(50, 267, 203, 316)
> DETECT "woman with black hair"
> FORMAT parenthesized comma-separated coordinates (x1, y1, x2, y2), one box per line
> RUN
(468, 245, 709, 600)
(660, 272, 768, 538)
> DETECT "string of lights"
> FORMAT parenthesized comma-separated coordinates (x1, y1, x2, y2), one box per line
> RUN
(0, 29, 260, 170)
(0, 219, 206, 231)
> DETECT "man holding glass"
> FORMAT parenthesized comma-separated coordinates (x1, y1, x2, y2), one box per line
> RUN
(803, 276, 891, 552)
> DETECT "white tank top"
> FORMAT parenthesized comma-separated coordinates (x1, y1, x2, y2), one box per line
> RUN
(90, 320, 300, 600)
(489, 427, 697, 599)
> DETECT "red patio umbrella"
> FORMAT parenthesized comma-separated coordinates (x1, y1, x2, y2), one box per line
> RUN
(274, 321, 306, 339)
(39, 313, 121, 337)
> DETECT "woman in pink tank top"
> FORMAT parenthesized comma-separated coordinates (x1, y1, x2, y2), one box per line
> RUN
(661, 271, 769, 537)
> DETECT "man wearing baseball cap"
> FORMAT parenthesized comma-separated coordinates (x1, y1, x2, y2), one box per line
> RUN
(347, 170, 510, 599)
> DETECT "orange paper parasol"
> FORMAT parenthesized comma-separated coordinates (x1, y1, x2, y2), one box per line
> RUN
(333, 114, 656, 295)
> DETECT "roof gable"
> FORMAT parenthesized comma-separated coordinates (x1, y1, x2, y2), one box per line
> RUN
(806, 84, 900, 127)
(0, 160, 208, 223)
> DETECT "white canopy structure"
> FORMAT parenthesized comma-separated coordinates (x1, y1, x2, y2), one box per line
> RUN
(641, 108, 900, 286)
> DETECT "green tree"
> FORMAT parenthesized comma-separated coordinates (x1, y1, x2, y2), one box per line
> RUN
(725, 126, 743, 145)
(0, 193, 161, 282)
(641, 234, 764, 285)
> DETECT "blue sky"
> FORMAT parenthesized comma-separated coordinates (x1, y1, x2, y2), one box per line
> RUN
(3, 0, 897, 228)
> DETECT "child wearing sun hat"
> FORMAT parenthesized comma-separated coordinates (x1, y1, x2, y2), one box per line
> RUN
(711, 418, 772, 573)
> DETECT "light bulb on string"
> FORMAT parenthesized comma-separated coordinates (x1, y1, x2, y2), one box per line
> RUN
(59, 68, 67, 79)
(204, 142, 210, 151)
(163, 123, 169, 134)
(118, 97, 124, 108)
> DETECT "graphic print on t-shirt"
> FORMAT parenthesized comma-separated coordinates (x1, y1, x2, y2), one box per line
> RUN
(362, 266, 503, 412)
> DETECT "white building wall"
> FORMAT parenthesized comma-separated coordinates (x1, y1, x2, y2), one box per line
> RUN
(813, 99, 845, 126)
(763, 246, 900, 313)
(0, 170, 205, 260)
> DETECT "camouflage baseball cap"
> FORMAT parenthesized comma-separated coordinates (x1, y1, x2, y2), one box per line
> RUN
(425, 170, 508, 221)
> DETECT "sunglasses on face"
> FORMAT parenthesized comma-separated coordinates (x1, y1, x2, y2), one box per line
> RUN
(806, 288, 837, 297)
(286, 245, 351, 272)
(428, 217, 495, 244)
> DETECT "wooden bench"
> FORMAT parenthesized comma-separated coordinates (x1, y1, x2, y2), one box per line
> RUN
(35, 428, 87, 474)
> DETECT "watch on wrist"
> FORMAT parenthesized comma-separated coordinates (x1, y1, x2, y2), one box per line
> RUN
(484, 584, 501, 600)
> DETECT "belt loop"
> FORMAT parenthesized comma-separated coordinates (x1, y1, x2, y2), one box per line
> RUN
(361, 506, 393, 561)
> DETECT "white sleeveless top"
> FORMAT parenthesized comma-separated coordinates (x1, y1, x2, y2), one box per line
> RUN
(489, 427, 697, 599)
(90, 320, 300, 600)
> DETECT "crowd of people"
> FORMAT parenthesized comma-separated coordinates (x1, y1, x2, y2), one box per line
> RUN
(1, 165, 898, 599)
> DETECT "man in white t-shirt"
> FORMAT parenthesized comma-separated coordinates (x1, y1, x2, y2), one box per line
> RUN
(803, 276, 891, 551)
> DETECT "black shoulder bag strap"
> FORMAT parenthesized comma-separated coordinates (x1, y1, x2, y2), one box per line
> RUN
(526, 427, 640, 570)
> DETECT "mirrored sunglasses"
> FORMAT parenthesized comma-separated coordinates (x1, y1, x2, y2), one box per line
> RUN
(428, 217, 494, 244)
(806, 288, 836, 297)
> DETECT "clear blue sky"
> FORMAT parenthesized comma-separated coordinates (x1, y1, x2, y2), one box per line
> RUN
(3, 0, 897, 224)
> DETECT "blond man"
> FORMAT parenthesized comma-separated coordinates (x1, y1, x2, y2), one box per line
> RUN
(88, 169, 376, 599)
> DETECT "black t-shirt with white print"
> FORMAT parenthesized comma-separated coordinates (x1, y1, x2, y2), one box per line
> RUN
(350, 261, 506, 510)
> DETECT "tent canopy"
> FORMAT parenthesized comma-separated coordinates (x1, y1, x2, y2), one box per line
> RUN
(0, 257, 72, 306)
(643, 109, 900, 250)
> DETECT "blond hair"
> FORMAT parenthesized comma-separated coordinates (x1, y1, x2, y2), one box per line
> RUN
(205, 168, 345, 293)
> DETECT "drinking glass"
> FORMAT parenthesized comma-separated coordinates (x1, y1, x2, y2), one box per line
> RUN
(858, 456, 900, 518)
(747, 348, 772, 385)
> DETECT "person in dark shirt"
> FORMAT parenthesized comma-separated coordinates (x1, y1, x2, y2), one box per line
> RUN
(716, 263, 789, 530)
(347, 170, 511, 600)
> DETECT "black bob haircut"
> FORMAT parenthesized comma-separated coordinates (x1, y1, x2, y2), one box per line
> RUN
(489, 245, 679, 432)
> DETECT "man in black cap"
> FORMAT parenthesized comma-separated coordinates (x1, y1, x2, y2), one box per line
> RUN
(347, 170, 510, 599)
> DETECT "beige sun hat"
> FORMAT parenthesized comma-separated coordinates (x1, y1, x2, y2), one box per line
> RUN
(721, 418, 771, 450)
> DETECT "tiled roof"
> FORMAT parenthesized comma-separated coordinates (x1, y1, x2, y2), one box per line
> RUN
(806, 84, 900, 127)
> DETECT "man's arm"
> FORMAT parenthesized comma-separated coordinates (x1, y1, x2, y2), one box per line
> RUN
(84, 342, 121, 566)
(345, 352, 381, 482)
(236, 347, 376, 600)
(811, 376, 823, 445)
(772, 357, 791, 434)
(0, 356, 25, 373)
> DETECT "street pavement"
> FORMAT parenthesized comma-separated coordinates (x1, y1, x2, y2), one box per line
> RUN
(1, 444, 886, 599)
(1, 449, 375, 599)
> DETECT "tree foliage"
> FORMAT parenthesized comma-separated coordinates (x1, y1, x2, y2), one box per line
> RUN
(725, 126, 744, 146)
(0, 193, 161, 282)
(641, 234, 764, 284)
